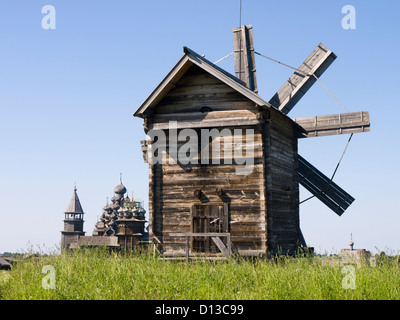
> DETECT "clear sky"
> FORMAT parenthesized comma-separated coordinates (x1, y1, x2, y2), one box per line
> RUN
(0, 0, 399, 254)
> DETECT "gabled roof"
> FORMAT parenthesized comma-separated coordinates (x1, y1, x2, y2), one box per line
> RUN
(65, 187, 84, 214)
(133, 46, 273, 118)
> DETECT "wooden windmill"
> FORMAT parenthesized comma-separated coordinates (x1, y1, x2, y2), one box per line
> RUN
(134, 25, 370, 256)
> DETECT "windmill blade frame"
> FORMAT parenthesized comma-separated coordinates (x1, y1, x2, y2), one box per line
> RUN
(298, 154, 355, 216)
(269, 43, 337, 115)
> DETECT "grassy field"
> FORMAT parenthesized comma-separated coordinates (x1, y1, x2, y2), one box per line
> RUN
(1, 248, 400, 300)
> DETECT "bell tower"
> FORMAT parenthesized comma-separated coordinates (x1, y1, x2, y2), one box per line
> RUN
(61, 185, 85, 250)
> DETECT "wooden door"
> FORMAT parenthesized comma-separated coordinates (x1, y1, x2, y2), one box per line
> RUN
(192, 204, 228, 253)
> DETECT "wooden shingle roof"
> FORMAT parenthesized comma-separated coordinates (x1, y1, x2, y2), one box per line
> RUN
(65, 187, 84, 214)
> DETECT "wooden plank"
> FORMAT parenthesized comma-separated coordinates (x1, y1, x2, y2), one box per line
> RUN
(148, 119, 260, 130)
(232, 25, 258, 92)
(170, 232, 231, 237)
(298, 155, 353, 206)
(298, 155, 354, 216)
(269, 43, 337, 114)
(152, 110, 258, 122)
(211, 236, 229, 256)
(185, 237, 189, 260)
(294, 111, 370, 138)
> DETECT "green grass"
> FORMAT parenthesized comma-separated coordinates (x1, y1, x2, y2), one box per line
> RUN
(1, 248, 400, 300)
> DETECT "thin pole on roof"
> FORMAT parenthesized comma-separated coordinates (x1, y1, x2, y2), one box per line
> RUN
(239, 0, 242, 27)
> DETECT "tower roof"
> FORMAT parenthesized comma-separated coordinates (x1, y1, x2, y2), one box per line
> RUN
(65, 187, 84, 214)
(114, 174, 126, 195)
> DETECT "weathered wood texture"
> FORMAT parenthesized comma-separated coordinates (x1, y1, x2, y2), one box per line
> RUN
(150, 65, 256, 116)
(61, 231, 85, 249)
(134, 46, 270, 119)
(147, 66, 269, 254)
(169, 233, 232, 258)
(294, 111, 370, 138)
(263, 111, 300, 252)
(75, 236, 119, 247)
(298, 155, 354, 216)
(232, 25, 257, 92)
(150, 130, 267, 253)
(269, 43, 336, 115)
(61, 219, 85, 249)
(146, 64, 300, 255)
(149, 110, 260, 130)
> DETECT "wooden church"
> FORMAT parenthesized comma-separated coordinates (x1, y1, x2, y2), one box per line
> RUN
(134, 25, 370, 256)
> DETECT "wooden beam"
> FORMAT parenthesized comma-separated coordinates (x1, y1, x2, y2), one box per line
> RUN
(232, 25, 258, 92)
(298, 155, 355, 216)
(294, 111, 370, 138)
(211, 236, 230, 256)
(298, 229, 307, 247)
(269, 43, 337, 114)
(169, 232, 231, 237)
(148, 110, 261, 130)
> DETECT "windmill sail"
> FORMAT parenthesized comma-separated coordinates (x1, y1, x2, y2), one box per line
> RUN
(232, 25, 258, 92)
(298, 155, 355, 216)
(294, 111, 370, 138)
(269, 43, 336, 115)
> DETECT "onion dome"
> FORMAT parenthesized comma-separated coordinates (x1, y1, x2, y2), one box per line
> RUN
(114, 182, 126, 195)
(117, 207, 124, 218)
(110, 201, 119, 209)
(110, 195, 119, 203)
(114, 174, 127, 195)
(102, 197, 111, 212)
(124, 207, 132, 219)
(102, 213, 110, 222)
(137, 207, 145, 214)
(349, 233, 354, 250)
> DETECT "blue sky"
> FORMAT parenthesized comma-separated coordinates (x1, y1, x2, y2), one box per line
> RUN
(0, 1, 399, 254)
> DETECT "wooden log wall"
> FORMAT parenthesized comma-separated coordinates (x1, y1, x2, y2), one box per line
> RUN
(148, 127, 266, 254)
(147, 66, 267, 255)
(264, 110, 300, 253)
(146, 65, 300, 255)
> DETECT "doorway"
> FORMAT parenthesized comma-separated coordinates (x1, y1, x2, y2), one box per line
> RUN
(191, 204, 228, 253)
